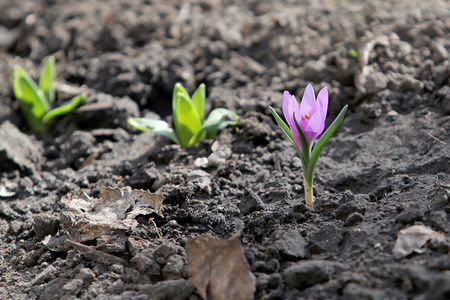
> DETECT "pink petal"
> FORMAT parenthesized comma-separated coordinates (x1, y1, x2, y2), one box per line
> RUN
(303, 108, 325, 142)
(282, 91, 302, 148)
(317, 86, 329, 121)
(299, 84, 316, 119)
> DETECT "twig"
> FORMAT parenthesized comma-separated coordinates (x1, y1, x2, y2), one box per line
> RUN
(427, 133, 447, 145)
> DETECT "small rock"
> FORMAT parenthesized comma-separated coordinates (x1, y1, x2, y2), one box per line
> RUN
(396, 206, 425, 224)
(106, 279, 125, 294)
(130, 249, 161, 276)
(239, 188, 265, 215)
(77, 268, 96, 283)
(167, 220, 180, 228)
(162, 255, 185, 280)
(428, 211, 447, 231)
(194, 157, 208, 168)
(283, 260, 348, 290)
(156, 243, 181, 259)
(309, 224, 343, 253)
(62, 278, 83, 295)
(32, 213, 60, 240)
(431, 42, 448, 63)
(140, 279, 195, 300)
(127, 237, 155, 257)
(400, 75, 424, 93)
(271, 227, 307, 259)
(343, 283, 388, 299)
(0, 121, 42, 174)
(335, 202, 366, 221)
(31, 265, 57, 285)
(345, 212, 364, 226)
(208, 142, 232, 167)
(357, 65, 389, 94)
(110, 264, 124, 274)
(187, 170, 211, 193)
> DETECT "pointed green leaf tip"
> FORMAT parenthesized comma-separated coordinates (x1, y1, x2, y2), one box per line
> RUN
(130, 83, 240, 147)
(12, 56, 86, 131)
(42, 93, 86, 123)
(12, 66, 49, 131)
(39, 56, 55, 105)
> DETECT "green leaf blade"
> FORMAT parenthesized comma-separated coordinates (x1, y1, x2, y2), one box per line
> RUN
(14, 68, 50, 131)
(269, 106, 299, 153)
(128, 118, 180, 145)
(39, 56, 55, 105)
(188, 108, 239, 146)
(42, 93, 86, 123)
(191, 84, 205, 122)
(172, 83, 190, 113)
(308, 104, 348, 179)
(174, 93, 201, 147)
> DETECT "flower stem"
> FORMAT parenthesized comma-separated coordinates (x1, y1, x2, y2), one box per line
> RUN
(303, 175, 314, 207)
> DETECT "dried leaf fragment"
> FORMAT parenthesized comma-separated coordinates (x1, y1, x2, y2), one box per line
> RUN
(61, 186, 164, 242)
(185, 234, 255, 300)
(392, 224, 445, 259)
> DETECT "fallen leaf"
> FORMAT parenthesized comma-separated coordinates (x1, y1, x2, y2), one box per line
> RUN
(185, 234, 255, 300)
(392, 224, 445, 258)
(60, 185, 164, 242)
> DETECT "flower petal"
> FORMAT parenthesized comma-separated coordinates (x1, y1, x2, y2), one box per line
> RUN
(282, 91, 302, 148)
(282, 91, 294, 125)
(317, 86, 329, 121)
(303, 108, 325, 142)
(300, 84, 316, 119)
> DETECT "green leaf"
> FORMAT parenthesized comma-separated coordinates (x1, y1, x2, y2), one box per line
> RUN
(39, 56, 55, 105)
(128, 118, 180, 145)
(172, 83, 190, 113)
(42, 93, 86, 123)
(348, 49, 358, 58)
(12, 66, 24, 100)
(174, 93, 201, 147)
(13, 66, 50, 131)
(188, 108, 239, 146)
(269, 106, 299, 153)
(191, 84, 205, 122)
(307, 104, 348, 182)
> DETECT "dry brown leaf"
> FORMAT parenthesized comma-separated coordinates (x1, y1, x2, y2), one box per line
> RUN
(185, 234, 255, 300)
(392, 224, 445, 259)
(60, 186, 164, 242)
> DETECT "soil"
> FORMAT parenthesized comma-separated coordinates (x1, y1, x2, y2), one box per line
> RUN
(0, 0, 449, 299)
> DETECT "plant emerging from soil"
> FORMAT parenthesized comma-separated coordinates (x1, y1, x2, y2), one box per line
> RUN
(270, 84, 348, 207)
(128, 83, 240, 147)
(12, 56, 86, 131)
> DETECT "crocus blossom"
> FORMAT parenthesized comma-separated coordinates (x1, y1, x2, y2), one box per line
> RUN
(269, 84, 347, 207)
(282, 84, 328, 147)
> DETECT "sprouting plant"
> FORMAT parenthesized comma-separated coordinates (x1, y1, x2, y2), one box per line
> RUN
(348, 49, 359, 58)
(128, 83, 240, 147)
(270, 84, 348, 207)
(12, 56, 86, 131)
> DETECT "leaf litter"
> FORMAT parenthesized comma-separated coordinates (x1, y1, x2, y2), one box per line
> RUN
(392, 224, 446, 259)
(186, 234, 256, 300)
(42, 185, 164, 252)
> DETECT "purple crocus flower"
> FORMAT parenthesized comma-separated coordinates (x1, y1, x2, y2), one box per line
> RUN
(282, 84, 328, 147)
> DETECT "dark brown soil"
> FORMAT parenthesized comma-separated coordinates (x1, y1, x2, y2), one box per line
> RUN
(1, 0, 449, 299)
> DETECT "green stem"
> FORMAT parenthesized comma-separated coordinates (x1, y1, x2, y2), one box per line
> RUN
(303, 175, 314, 207)
(297, 142, 314, 207)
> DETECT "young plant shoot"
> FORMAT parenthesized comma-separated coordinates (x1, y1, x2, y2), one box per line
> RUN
(270, 84, 348, 207)
(12, 56, 86, 131)
(128, 83, 240, 147)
